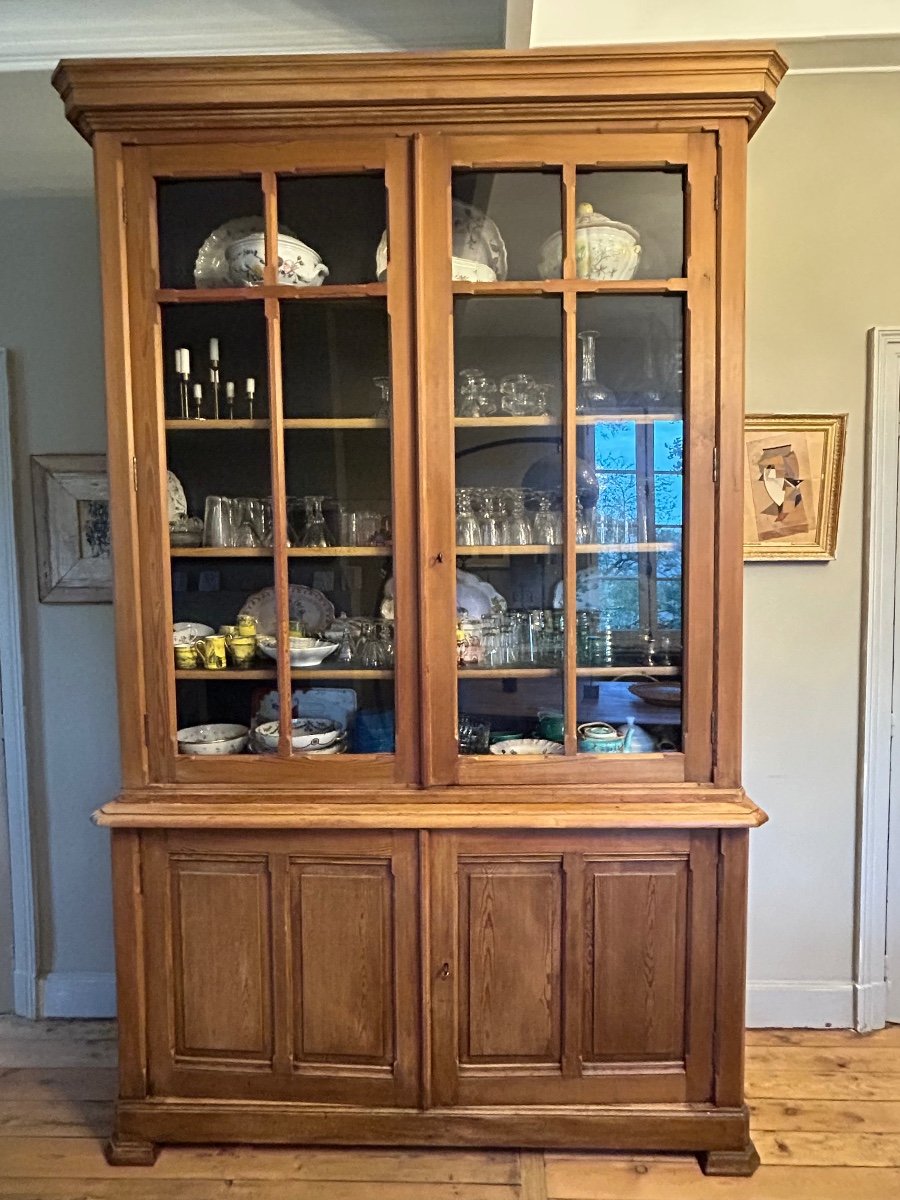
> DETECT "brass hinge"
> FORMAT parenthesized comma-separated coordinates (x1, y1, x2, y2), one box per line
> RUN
(712, 445, 719, 485)
(132, 456, 138, 493)
(143, 713, 150, 748)
(714, 176, 720, 212)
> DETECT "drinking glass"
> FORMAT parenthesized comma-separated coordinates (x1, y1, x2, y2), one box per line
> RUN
(456, 487, 482, 546)
(455, 368, 487, 417)
(532, 491, 562, 545)
(479, 489, 504, 546)
(499, 373, 535, 417)
(202, 495, 235, 547)
(501, 487, 532, 545)
(300, 495, 332, 548)
(575, 497, 593, 545)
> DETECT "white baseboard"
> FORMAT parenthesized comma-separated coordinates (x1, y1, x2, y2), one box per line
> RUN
(746, 980, 855, 1029)
(855, 979, 888, 1032)
(13, 968, 37, 1019)
(40, 972, 116, 1019)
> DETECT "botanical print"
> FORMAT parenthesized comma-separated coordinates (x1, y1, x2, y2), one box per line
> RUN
(78, 498, 111, 560)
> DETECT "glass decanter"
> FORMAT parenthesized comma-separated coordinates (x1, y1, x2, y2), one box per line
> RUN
(576, 330, 618, 415)
(373, 375, 391, 418)
(299, 495, 332, 548)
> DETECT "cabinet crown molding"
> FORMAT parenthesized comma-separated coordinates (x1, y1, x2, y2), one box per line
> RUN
(53, 42, 787, 143)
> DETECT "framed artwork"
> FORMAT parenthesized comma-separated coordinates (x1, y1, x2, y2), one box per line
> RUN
(31, 454, 112, 602)
(743, 414, 847, 561)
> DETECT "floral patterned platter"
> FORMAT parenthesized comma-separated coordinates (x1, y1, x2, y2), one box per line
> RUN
(238, 584, 335, 636)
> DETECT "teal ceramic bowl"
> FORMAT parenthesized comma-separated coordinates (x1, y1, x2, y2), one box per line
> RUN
(537, 710, 565, 743)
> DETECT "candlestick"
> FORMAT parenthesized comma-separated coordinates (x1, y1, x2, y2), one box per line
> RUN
(176, 347, 189, 419)
(225, 381, 235, 420)
(246, 377, 255, 421)
(192, 382, 204, 421)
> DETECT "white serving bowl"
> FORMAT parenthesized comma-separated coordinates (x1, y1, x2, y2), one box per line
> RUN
(257, 635, 338, 667)
(177, 723, 249, 755)
(538, 205, 641, 281)
(225, 232, 329, 288)
(489, 738, 564, 757)
(254, 717, 342, 752)
(173, 621, 214, 646)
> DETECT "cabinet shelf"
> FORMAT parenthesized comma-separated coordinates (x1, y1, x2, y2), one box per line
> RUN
(286, 546, 392, 557)
(457, 543, 675, 555)
(157, 283, 386, 303)
(174, 667, 394, 681)
(166, 419, 270, 430)
(454, 414, 680, 427)
(283, 418, 389, 429)
(451, 278, 688, 296)
(169, 547, 273, 557)
(457, 665, 681, 679)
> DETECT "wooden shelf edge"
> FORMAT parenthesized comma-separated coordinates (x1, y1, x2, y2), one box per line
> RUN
(93, 787, 767, 829)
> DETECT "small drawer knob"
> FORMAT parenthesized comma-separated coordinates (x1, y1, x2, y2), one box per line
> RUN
(439, 961, 451, 980)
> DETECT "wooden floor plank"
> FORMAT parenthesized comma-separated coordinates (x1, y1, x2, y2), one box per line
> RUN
(747, 1045, 900, 1073)
(0, 1069, 117, 1102)
(0, 1041, 116, 1069)
(0, 1101, 113, 1137)
(756, 1130, 900, 1168)
(0, 1019, 116, 1045)
(0, 1183, 519, 1200)
(0, 1139, 519, 1184)
(746, 1069, 900, 1100)
(544, 1156, 900, 1199)
(751, 1098, 900, 1132)
(520, 1150, 549, 1200)
(747, 1026, 900, 1047)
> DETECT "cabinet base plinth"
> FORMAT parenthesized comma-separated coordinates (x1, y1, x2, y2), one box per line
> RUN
(698, 1140, 760, 1177)
(105, 1136, 158, 1166)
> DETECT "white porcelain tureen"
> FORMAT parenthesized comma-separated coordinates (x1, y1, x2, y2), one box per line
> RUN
(538, 202, 641, 281)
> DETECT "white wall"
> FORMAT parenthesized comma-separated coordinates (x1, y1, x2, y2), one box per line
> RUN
(0, 70, 119, 1015)
(531, 1, 900, 45)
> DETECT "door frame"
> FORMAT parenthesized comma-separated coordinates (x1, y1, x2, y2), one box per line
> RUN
(858, 327, 900, 1029)
(0, 349, 38, 1017)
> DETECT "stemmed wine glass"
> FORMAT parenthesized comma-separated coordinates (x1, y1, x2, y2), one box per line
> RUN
(532, 491, 563, 545)
(299, 495, 332, 548)
(501, 487, 532, 545)
(456, 487, 482, 546)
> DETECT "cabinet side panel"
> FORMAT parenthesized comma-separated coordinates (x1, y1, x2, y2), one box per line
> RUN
(459, 859, 563, 1063)
(290, 861, 394, 1063)
(171, 856, 273, 1061)
(585, 860, 687, 1062)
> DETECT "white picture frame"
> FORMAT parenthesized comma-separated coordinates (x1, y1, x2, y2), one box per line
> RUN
(31, 454, 112, 603)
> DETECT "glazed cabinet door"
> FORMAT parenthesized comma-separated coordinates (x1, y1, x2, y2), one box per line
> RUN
(430, 830, 716, 1105)
(415, 132, 717, 786)
(143, 830, 419, 1104)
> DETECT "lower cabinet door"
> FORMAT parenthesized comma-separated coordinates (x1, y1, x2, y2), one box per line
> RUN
(143, 829, 419, 1104)
(429, 830, 717, 1106)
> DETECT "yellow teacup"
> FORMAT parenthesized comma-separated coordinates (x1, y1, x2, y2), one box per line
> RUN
(174, 643, 200, 670)
(228, 635, 257, 669)
(236, 615, 257, 637)
(194, 634, 227, 670)
(219, 624, 238, 639)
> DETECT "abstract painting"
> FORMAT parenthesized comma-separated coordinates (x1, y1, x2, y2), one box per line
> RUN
(743, 415, 847, 560)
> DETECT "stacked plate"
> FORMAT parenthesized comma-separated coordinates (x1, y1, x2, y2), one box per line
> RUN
(251, 717, 346, 755)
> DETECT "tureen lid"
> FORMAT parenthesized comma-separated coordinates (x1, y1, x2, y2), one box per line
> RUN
(574, 202, 639, 240)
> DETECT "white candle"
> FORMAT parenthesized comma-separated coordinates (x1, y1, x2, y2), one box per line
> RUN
(209, 337, 219, 362)
(182, 348, 191, 377)
(193, 383, 202, 399)
(225, 381, 235, 398)
(246, 377, 256, 397)
(175, 348, 184, 374)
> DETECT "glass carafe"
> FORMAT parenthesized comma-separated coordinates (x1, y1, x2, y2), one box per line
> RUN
(576, 329, 617, 415)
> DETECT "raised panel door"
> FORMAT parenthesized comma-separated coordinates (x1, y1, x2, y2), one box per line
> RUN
(144, 829, 419, 1104)
(430, 830, 716, 1106)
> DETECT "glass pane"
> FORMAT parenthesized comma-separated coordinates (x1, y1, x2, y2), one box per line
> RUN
(458, 676, 564, 755)
(277, 174, 385, 286)
(576, 674, 682, 755)
(281, 300, 389, 419)
(157, 177, 263, 290)
(171, 556, 276, 756)
(451, 170, 562, 281)
(575, 169, 685, 279)
(162, 302, 268, 422)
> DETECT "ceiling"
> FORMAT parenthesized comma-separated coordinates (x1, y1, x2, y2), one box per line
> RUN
(0, 0, 509, 69)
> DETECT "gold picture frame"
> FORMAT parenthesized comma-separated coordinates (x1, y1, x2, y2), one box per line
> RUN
(743, 414, 847, 561)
